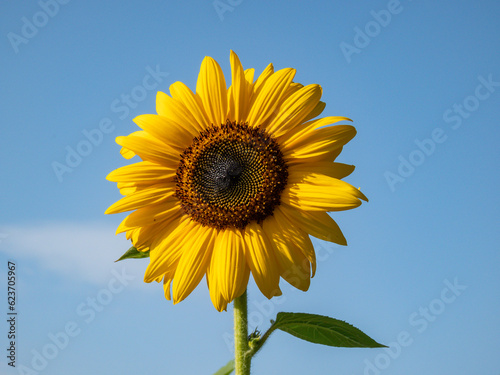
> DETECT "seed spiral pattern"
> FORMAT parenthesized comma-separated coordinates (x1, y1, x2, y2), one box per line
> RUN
(175, 121, 288, 229)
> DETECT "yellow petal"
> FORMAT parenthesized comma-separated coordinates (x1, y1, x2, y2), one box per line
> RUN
(243, 222, 281, 299)
(133, 114, 194, 152)
(128, 207, 183, 250)
(144, 215, 196, 282)
(282, 173, 367, 212)
(156, 91, 203, 134)
(115, 131, 180, 166)
(131, 214, 181, 252)
(116, 179, 173, 196)
(120, 146, 136, 159)
(265, 84, 322, 138)
(228, 50, 251, 123)
(247, 68, 296, 127)
(196, 56, 228, 126)
(127, 212, 181, 251)
(282, 125, 357, 160)
(169, 81, 211, 131)
(116, 182, 137, 196)
(106, 161, 176, 182)
(206, 267, 229, 312)
(210, 228, 250, 303)
(244, 68, 255, 86)
(252, 63, 274, 95)
(116, 199, 181, 234)
(105, 184, 175, 214)
(279, 116, 351, 150)
(279, 205, 347, 245)
(172, 225, 217, 303)
(274, 206, 317, 276)
(302, 101, 326, 123)
(282, 82, 304, 101)
(286, 162, 355, 181)
(163, 277, 173, 300)
(262, 213, 311, 291)
(328, 163, 355, 179)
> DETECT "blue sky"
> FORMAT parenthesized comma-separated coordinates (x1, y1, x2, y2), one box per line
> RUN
(1, 1, 499, 374)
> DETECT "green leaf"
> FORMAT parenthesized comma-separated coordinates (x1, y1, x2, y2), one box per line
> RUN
(115, 246, 150, 262)
(273, 312, 386, 348)
(212, 360, 234, 375)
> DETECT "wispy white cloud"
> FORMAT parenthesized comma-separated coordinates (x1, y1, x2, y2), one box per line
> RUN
(0, 222, 150, 287)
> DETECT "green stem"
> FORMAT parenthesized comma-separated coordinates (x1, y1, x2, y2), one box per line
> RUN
(234, 290, 251, 375)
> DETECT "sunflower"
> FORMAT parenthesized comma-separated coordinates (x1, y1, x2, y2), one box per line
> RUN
(105, 51, 367, 311)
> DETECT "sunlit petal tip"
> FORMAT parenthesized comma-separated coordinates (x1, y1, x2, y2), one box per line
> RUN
(163, 278, 172, 300)
(252, 63, 274, 94)
(358, 188, 369, 202)
(105, 170, 115, 182)
(156, 90, 169, 105)
(132, 113, 153, 126)
(115, 219, 128, 235)
(217, 300, 228, 312)
(119, 146, 135, 159)
(143, 273, 154, 284)
(154, 276, 163, 283)
(115, 135, 126, 145)
(244, 68, 255, 84)
(229, 49, 239, 60)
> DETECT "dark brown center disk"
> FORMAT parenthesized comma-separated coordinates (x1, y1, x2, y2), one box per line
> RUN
(175, 121, 288, 230)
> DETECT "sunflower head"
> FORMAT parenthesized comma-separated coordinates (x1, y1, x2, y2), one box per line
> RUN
(106, 51, 367, 311)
